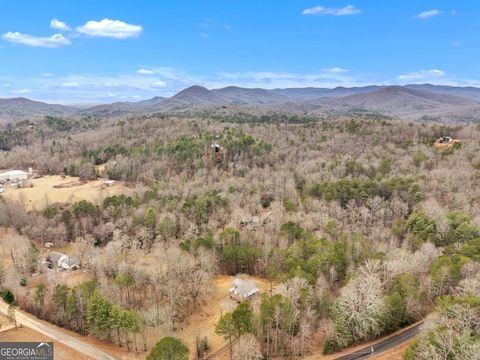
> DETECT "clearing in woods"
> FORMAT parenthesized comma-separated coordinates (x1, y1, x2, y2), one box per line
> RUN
(176, 275, 272, 356)
(433, 138, 462, 150)
(1, 175, 128, 209)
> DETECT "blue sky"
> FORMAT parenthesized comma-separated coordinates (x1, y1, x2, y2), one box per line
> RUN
(0, 0, 479, 103)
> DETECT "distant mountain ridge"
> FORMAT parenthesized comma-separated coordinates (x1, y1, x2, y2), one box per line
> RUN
(0, 97, 76, 120)
(306, 86, 480, 118)
(2, 84, 480, 121)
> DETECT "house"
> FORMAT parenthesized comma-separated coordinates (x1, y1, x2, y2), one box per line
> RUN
(45, 252, 80, 270)
(229, 277, 260, 301)
(103, 179, 115, 186)
(212, 143, 221, 153)
(58, 254, 80, 270)
(0, 170, 29, 183)
(438, 136, 453, 144)
(434, 136, 461, 150)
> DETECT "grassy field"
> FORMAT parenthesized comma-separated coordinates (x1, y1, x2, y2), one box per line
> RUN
(1, 175, 128, 209)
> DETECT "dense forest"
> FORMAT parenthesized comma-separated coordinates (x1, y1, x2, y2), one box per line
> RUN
(0, 112, 479, 359)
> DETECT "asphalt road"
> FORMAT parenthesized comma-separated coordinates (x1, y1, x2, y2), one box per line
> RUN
(0, 300, 118, 360)
(335, 323, 423, 360)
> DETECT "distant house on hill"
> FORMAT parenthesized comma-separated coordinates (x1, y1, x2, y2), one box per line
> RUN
(438, 136, 453, 144)
(434, 136, 461, 150)
(229, 277, 260, 301)
(0, 170, 28, 183)
(103, 179, 115, 186)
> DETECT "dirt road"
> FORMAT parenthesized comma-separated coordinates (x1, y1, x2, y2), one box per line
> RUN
(0, 301, 118, 360)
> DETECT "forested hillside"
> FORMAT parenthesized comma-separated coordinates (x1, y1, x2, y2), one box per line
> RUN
(0, 113, 479, 359)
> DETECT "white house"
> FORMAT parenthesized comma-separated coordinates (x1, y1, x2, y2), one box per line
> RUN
(0, 170, 28, 182)
(103, 179, 115, 186)
(229, 277, 260, 300)
(46, 252, 80, 270)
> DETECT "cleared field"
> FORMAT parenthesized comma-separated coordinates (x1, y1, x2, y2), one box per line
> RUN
(1, 175, 128, 209)
(177, 275, 272, 356)
(433, 138, 462, 150)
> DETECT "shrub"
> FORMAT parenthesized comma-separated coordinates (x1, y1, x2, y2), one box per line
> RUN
(260, 192, 275, 208)
(72, 200, 99, 218)
(43, 206, 58, 219)
(322, 338, 342, 355)
(280, 221, 308, 243)
(219, 227, 240, 245)
(2, 289, 15, 304)
(147, 337, 189, 360)
(282, 196, 297, 212)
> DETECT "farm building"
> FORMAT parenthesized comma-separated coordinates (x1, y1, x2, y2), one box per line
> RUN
(438, 136, 453, 144)
(46, 252, 80, 270)
(103, 179, 115, 186)
(0, 170, 29, 182)
(434, 136, 461, 150)
(229, 277, 259, 301)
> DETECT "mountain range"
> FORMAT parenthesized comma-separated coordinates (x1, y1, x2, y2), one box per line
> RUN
(2, 84, 480, 122)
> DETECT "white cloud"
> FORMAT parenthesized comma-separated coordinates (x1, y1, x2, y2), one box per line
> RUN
(302, 5, 362, 16)
(398, 69, 446, 82)
(151, 80, 167, 88)
(137, 68, 155, 75)
(415, 9, 442, 19)
(323, 67, 348, 73)
(11, 88, 32, 95)
(61, 82, 80, 88)
(50, 19, 70, 31)
(2, 32, 70, 48)
(76, 18, 142, 39)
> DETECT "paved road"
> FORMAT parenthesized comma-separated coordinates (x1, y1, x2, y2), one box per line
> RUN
(0, 300, 118, 360)
(335, 323, 423, 360)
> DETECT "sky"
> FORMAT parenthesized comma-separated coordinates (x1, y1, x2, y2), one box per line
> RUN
(0, 0, 479, 104)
